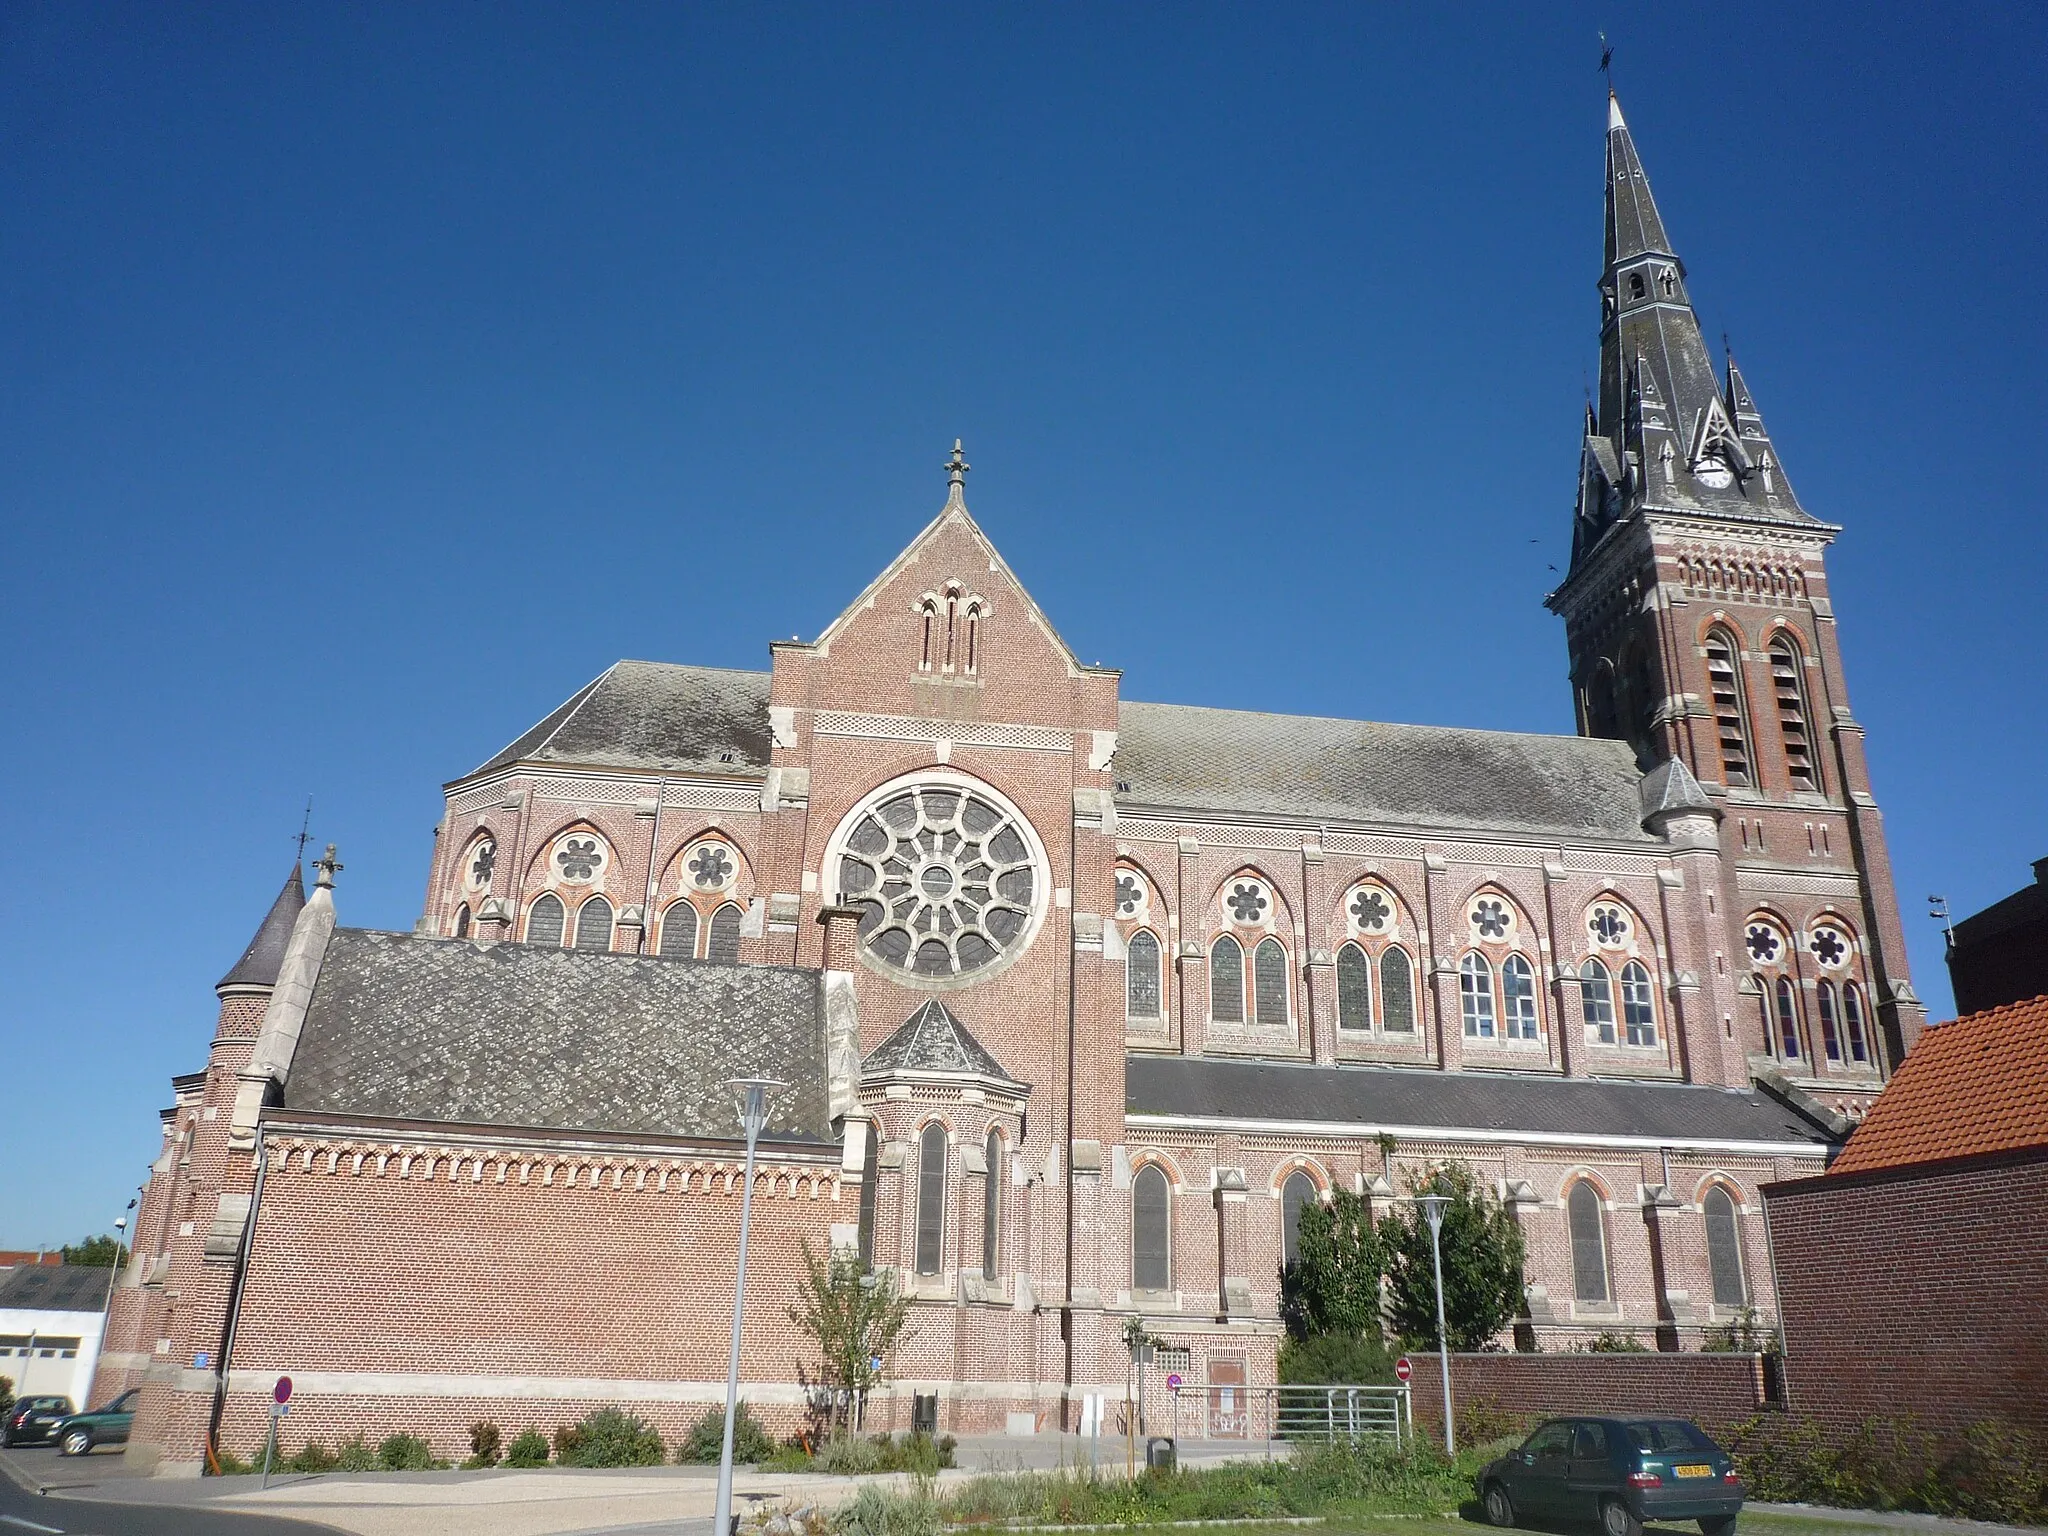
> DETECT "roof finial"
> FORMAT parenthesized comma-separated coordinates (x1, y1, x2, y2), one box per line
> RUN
(943, 438, 970, 511)
(313, 843, 344, 890)
(294, 796, 314, 865)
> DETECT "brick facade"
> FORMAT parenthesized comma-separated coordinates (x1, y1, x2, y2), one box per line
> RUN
(1407, 1351, 1770, 1438)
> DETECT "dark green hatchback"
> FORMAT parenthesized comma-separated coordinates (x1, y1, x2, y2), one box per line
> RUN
(1478, 1417, 1744, 1536)
(51, 1388, 140, 1457)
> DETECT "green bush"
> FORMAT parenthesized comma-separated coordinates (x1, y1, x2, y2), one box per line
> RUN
(287, 1441, 340, 1473)
(1722, 1411, 2046, 1526)
(556, 1407, 666, 1468)
(0, 1374, 14, 1422)
(677, 1402, 775, 1464)
(807, 1431, 955, 1474)
(1279, 1331, 1396, 1384)
(335, 1435, 378, 1472)
(209, 1444, 257, 1476)
(552, 1424, 583, 1463)
(1580, 1330, 1651, 1353)
(464, 1420, 502, 1468)
(503, 1428, 551, 1468)
(377, 1432, 436, 1471)
(833, 1481, 942, 1536)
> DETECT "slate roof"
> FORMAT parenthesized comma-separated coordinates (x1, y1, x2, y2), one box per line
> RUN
(1126, 1055, 1833, 1150)
(217, 864, 306, 990)
(0, 1264, 111, 1313)
(283, 930, 831, 1143)
(466, 661, 772, 779)
(1115, 700, 1656, 841)
(863, 999, 1025, 1087)
(1826, 997, 2048, 1176)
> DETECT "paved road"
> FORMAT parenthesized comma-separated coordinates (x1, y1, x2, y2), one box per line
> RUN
(0, 1448, 344, 1536)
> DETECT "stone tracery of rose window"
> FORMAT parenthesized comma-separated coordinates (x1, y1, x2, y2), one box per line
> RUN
(837, 783, 1041, 982)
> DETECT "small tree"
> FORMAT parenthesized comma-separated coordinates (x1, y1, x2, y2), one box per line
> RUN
(787, 1243, 912, 1433)
(1382, 1163, 1526, 1350)
(61, 1235, 126, 1267)
(1278, 1187, 1386, 1342)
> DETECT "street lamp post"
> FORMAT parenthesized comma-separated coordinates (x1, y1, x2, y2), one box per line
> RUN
(712, 1077, 786, 1536)
(1418, 1192, 1455, 1456)
(94, 1204, 135, 1404)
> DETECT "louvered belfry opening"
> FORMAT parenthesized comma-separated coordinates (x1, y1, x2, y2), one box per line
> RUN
(1770, 636, 1818, 791)
(1704, 629, 1752, 786)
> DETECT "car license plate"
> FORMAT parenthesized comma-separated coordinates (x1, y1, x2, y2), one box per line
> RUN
(1676, 1464, 1713, 1478)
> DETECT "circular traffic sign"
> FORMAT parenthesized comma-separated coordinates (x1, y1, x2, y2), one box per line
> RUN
(274, 1376, 293, 1404)
(1394, 1356, 1412, 1383)
(1166, 1372, 1183, 1390)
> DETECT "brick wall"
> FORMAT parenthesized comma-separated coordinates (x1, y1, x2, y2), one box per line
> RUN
(1765, 1149, 2048, 1441)
(1405, 1351, 1767, 1437)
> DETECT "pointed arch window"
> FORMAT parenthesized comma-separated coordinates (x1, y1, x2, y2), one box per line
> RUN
(1703, 1186, 1746, 1307)
(1132, 1164, 1171, 1292)
(659, 901, 699, 959)
(1843, 983, 1870, 1065)
(1580, 958, 1617, 1044)
(982, 1129, 1002, 1282)
(1816, 981, 1842, 1061)
(526, 893, 565, 947)
(915, 1124, 947, 1276)
(1567, 1182, 1610, 1303)
(1380, 947, 1416, 1032)
(1775, 976, 1803, 1060)
(1280, 1170, 1317, 1270)
(1459, 953, 1496, 1040)
(1126, 931, 1163, 1021)
(1705, 628, 1753, 787)
(1253, 937, 1290, 1025)
(707, 902, 744, 964)
(574, 896, 614, 951)
(452, 903, 471, 939)
(1769, 635, 1818, 792)
(856, 1120, 880, 1268)
(1501, 954, 1539, 1040)
(1620, 960, 1657, 1047)
(1209, 936, 1245, 1024)
(1336, 943, 1372, 1031)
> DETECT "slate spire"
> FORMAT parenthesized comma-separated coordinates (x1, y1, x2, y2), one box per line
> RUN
(216, 863, 308, 994)
(1572, 91, 1812, 574)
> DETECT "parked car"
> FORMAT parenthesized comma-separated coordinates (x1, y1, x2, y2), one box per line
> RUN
(1477, 1416, 1744, 1536)
(2, 1396, 76, 1447)
(51, 1389, 140, 1457)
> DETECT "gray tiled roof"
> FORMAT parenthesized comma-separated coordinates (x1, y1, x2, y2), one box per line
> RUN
(217, 864, 306, 990)
(467, 662, 772, 779)
(1115, 700, 1656, 841)
(0, 1264, 110, 1313)
(283, 930, 831, 1143)
(864, 999, 1025, 1087)
(1126, 1055, 1833, 1149)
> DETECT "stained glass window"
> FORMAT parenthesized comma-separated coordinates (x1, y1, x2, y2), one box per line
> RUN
(1776, 977, 1803, 1059)
(1568, 1182, 1609, 1302)
(1336, 943, 1372, 1031)
(1843, 984, 1869, 1064)
(526, 893, 565, 947)
(1281, 1170, 1316, 1270)
(1210, 936, 1244, 1023)
(1253, 937, 1289, 1025)
(1704, 1187, 1746, 1307)
(452, 903, 471, 939)
(1380, 947, 1415, 1032)
(1817, 981, 1841, 1061)
(982, 1129, 1002, 1282)
(574, 896, 613, 951)
(1132, 1165, 1171, 1291)
(707, 902, 743, 964)
(1126, 931, 1162, 1020)
(659, 901, 698, 959)
(915, 1125, 946, 1276)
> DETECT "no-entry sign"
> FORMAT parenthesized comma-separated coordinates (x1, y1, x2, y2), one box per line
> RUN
(1394, 1356, 1413, 1383)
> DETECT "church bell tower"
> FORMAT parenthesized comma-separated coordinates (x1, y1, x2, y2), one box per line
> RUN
(1546, 93, 1926, 1071)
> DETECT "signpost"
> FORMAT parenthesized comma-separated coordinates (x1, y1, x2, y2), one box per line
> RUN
(260, 1377, 294, 1489)
(1394, 1356, 1412, 1384)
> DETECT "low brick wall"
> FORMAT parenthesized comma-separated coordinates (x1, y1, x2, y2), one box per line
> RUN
(1765, 1148, 2048, 1443)
(1405, 1352, 1768, 1438)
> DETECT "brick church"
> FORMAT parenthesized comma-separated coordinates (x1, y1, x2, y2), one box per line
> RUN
(101, 94, 1923, 1469)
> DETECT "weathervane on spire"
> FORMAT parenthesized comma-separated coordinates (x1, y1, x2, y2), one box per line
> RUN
(1598, 31, 1614, 86)
(294, 796, 314, 864)
(944, 439, 970, 508)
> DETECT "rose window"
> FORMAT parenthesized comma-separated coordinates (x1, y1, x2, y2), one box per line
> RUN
(1350, 888, 1392, 933)
(1590, 905, 1629, 946)
(1809, 927, 1849, 968)
(466, 840, 495, 891)
(1226, 881, 1269, 924)
(1746, 924, 1782, 963)
(836, 784, 1042, 981)
(687, 842, 736, 891)
(1471, 899, 1511, 940)
(554, 835, 605, 884)
(1115, 871, 1146, 919)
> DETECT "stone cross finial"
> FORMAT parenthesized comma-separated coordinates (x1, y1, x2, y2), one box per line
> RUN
(313, 843, 344, 890)
(943, 439, 970, 509)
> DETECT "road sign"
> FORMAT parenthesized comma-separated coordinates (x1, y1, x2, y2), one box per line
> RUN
(1395, 1356, 1413, 1383)
(274, 1376, 293, 1404)
(1165, 1372, 1183, 1390)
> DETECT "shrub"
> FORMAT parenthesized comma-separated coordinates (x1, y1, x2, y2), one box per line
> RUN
(1279, 1331, 1396, 1384)
(1580, 1330, 1650, 1353)
(1722, 1412, 2046, 1526)
(552, 1424, 583, 1464)
(209, 1444, 257, 1476)
(377, 1433, 435, 1471)
(833, 1481, 941, 1536)
(335, 1435, 378, 1472)
(503, 1428, 551, 1468)
(558, 1407, 666, 1468)
(287, 1441, 339, 1473)
(0, 1374, 13, 1422)
(808, 1432, 954, 1475)
(678, 1402, 775, 1465)
(465, 1420, 502, 1468)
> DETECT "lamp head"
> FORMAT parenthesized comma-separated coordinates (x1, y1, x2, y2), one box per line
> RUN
(1418, 1192, 1448, 1234)
(729, 1076, 789, 1138)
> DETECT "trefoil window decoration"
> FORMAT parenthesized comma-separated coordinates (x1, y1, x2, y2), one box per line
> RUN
(1459, 953, 1497, 1039)
(1336, 943, 1372, 1031)
(1348, 885, 1393, 935)
(1125, 930, 1163, 1021)
(1470, 897, 1512, 941)
(834, 780, 1044, 984)
(1115, 869, 1148, 920)
(1580, 958, 1617, 1045)
(553, 833, 607, 885)
(1501, 953, 1539, 1041)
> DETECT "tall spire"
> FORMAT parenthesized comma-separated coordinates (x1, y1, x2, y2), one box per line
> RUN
(217, 862, 308, 994)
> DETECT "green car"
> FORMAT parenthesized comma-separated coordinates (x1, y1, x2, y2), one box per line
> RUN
(52, 1388, 140, 1456)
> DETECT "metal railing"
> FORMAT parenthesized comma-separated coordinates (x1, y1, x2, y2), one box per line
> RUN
(1165, 1383, 1411, 1448)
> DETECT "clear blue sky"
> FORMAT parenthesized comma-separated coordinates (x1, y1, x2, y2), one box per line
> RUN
(4, 4, 2043, 1247)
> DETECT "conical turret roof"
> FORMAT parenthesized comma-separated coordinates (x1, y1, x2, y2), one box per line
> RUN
(217, 864, 307, 992)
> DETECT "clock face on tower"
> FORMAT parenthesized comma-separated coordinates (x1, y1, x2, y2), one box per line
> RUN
(1694, 452, 1734, 489)
(828, 774, 1049, 988)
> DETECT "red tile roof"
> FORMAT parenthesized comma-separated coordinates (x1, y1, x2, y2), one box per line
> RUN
(1829, 994, 2048, 1176)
